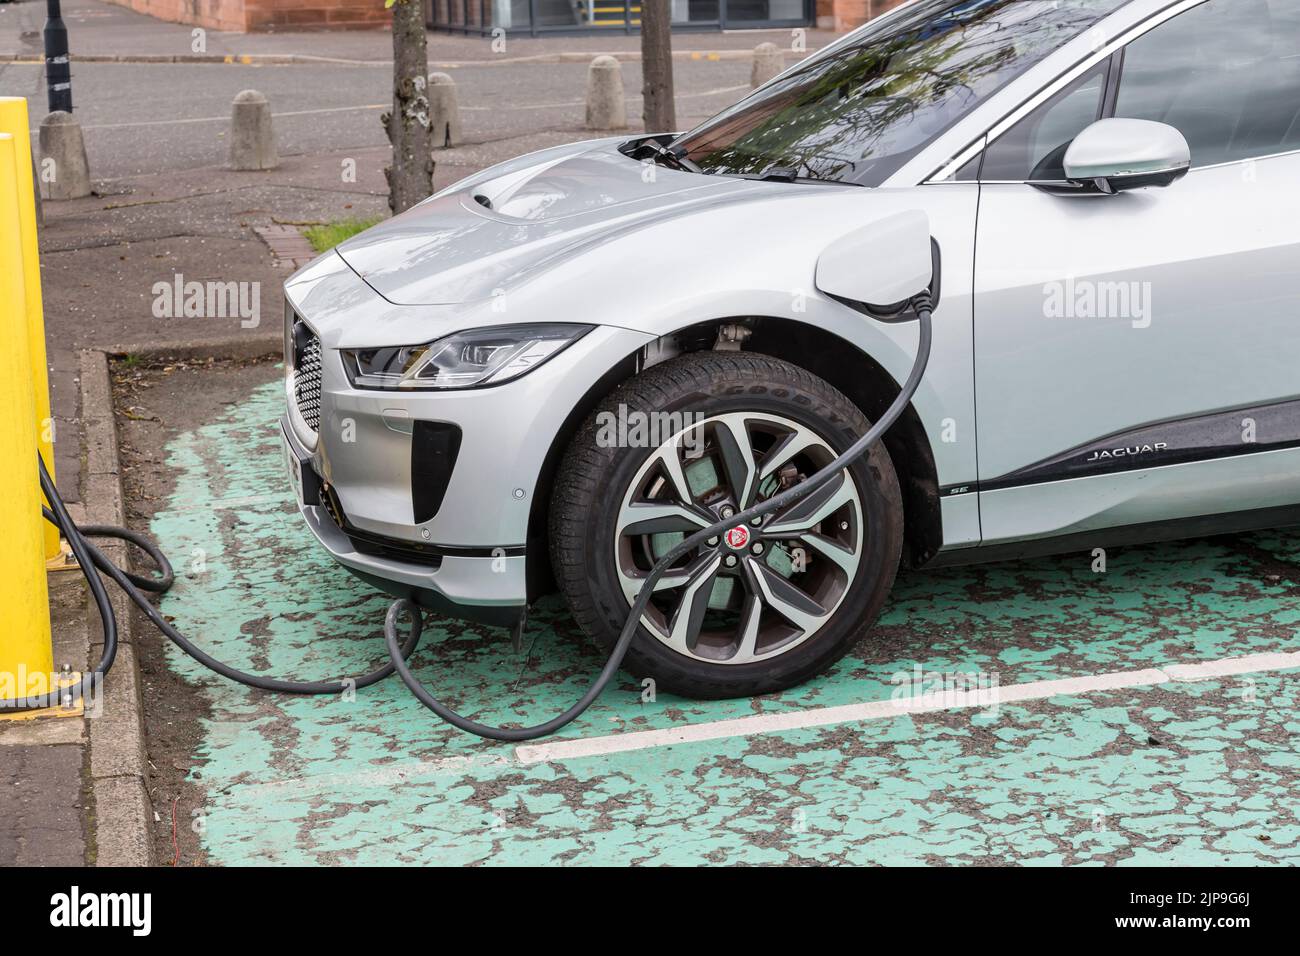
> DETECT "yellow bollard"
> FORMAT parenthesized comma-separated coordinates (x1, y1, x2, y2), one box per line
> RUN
(0, 132, 54, 705)
(0, 97, 63, 566)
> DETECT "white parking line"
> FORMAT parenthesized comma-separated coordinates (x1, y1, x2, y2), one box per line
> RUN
(69, 84, 749, 132)
(514, 650, 1300, 765)
(75, 104, 388, 131)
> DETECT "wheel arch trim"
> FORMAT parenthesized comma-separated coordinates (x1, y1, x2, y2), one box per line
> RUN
(526, 314, 946, 599)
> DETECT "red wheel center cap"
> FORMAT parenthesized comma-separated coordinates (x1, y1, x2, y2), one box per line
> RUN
(724, 526, 750, 550)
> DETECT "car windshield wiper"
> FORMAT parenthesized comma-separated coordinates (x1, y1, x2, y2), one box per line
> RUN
(631, 139, 703, 174)
(741, 166, 862, 186)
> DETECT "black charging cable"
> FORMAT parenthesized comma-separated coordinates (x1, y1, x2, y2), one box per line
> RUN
(1, 464, 423, 714)
(5, 293, 932, 745)
(385, 292, 934, 740)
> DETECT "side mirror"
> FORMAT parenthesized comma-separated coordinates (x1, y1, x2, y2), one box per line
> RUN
(1064, 118, 1190, 194)
(816, 209, 935, 317)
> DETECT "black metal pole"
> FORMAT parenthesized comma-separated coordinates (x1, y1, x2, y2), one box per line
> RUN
(44, 0, 73, 114)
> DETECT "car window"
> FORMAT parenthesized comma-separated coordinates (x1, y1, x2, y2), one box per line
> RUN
(979, 62, 1108, 180)
(672, 0, 1129, 187)
(951, 151, 982, 182)
(1115, 0, 1300, 167)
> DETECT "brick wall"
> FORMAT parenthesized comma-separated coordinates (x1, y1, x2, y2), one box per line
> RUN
(101, 0, 392, 32)
(244, 0, 393, 30)
(100, 1, 243, 32)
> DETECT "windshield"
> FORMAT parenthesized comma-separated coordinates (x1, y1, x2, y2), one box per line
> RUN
(673, 0, 1129, 186)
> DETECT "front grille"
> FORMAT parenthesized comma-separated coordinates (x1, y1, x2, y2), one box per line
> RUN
(292, 319, 323, 433)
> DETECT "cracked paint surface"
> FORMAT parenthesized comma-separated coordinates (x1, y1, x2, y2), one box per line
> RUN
(150, 377, 1300, 865)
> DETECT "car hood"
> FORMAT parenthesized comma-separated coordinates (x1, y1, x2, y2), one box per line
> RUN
(334, 139, 770, 305)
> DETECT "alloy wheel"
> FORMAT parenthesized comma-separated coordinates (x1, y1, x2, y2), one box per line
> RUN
(613, 412, 864, 665)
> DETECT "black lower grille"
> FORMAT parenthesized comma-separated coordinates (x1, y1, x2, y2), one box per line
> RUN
(319, 483, 443, 569)
(292, 320, 322, 433)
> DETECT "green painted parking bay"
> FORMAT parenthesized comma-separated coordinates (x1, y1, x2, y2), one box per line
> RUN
(146, 370, 1300, 865)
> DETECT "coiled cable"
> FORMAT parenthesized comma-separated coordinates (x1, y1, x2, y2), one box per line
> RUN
(3, 293, 933, 746)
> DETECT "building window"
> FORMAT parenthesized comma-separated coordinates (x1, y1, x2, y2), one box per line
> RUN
(430, 0, 812, 34)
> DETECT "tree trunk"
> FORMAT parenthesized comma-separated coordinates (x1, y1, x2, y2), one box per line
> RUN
(640, 0, 676, 134)
(384, 0, 434, 214)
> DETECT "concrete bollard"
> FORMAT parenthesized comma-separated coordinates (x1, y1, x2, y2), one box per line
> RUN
(426, 71, 462, 149)
(428, 72, 463, 148)
(229, 89, 278, 171)
(585, 55, 626, 131)
(751, 42, 786, 89)
(38, 112, 91, 200)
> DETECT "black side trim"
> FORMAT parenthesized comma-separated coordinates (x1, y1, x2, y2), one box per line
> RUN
(342, 566, 523, 629)
(411, 420, 462, 524)
(981, 398, 1300, 491)
(925, 503, 1300, 569)
(318, 482, 524, 564)
(1102, 47, 1123, 118)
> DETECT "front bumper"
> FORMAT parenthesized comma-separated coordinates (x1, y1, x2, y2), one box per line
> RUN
(281, 307, 652, 621)
(281, 416, 531, 624)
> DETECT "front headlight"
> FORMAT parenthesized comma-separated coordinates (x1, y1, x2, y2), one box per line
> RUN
(342, 323, 591, 390)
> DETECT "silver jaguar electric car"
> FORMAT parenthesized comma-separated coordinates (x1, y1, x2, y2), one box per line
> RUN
(282, 0, 1300, 698)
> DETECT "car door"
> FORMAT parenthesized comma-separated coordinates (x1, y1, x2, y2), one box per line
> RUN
(970, 0, 1300, 546)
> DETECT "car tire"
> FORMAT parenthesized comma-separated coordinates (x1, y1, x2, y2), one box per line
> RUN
(549, 350, 903, 699)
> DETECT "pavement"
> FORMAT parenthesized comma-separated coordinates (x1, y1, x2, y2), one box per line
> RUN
(1, 0, 794, 185)
(0, 58, 755, 179)
(0, 347, 155, 867)
(109, 361, 1300, 865)
(1, 0, 788, 867)
(7, 0, 1299, 869)
(0, 573, 91, 867)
